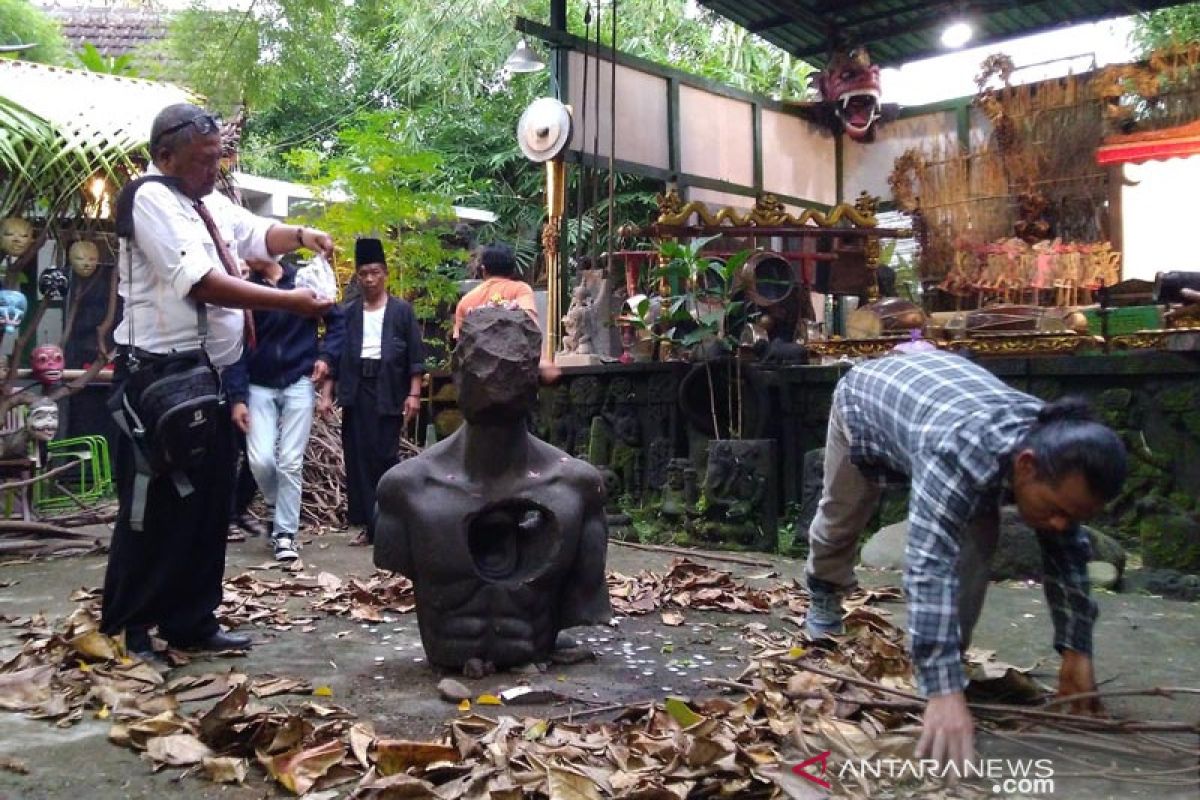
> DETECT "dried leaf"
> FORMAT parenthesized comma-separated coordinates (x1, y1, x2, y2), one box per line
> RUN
(260, 740, 346, 795)
(546, 766, 602, 800)
(202, 756, 248, 784)
(68, 631, 119, 662)
(660, 610, 685, 626)
(372, 740, 460, 775)
(475, 694, 503, 706)
(252, 675, 313, 698)
(0, 665, 54, 711)
(145, 733, 213, 766)
(349, 722, 375, 769)
(349, 771, 440, 798)
(0, 755, 30, 774)
(313, 685, 334, 697)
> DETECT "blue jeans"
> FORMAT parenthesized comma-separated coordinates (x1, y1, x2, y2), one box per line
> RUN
(246, 377, 315, 538)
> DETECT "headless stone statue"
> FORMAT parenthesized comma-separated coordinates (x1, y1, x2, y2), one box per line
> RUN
(375, 307, 612, 672)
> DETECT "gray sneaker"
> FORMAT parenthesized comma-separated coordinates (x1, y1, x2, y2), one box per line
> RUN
(273, 536, 299, 562)
(806, 589, 845, 639)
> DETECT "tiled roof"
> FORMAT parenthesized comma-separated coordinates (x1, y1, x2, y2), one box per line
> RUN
(42, 5, 169, 57)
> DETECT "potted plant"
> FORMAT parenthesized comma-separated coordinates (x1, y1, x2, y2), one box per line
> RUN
(620, 236, 779, 551)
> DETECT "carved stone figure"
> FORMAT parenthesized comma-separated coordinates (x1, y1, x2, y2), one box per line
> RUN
(68, 240, 100, 279)
(697, 439, 777, 549)
(375, 307, 611, 672)
(0, 397, 58, 458)
(561, 284, 592, 354)
(558, 269, 614, 364)
(0, 217, 33, 258)
(31, 344, 65, 388)
(659, 458, 689, 521)
(27, 397, 58, 442)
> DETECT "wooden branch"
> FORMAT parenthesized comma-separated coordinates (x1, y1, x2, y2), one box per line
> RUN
(0, 520, 101, 539)
(790, 661, 1200, 733)
(611, 539, 773, 568)
(0, 457, 83, 490)
(1041, 686, 1200, 710)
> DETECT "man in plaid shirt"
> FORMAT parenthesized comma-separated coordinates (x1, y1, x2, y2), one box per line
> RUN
(806, 351, 1126, 767)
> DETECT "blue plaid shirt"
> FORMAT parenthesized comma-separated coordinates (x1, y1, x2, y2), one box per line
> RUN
(834, 352, 1097, 697)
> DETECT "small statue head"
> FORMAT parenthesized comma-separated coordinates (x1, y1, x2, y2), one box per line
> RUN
(68, 240, 100, 278)
(0, 218, 34, 258)
(32, 344, 65, 386)
(452, 307, 542, 423)
(27, 398, 59, 442)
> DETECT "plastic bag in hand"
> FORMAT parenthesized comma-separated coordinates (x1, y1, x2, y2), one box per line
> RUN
(295, 253, 338, 301)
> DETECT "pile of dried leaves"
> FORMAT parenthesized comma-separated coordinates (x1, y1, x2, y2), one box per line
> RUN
(217, 569, 415, 632)
(8, 563, 1195, 798)
(607, 558, 783, 617)
(606, 558, 902, 626)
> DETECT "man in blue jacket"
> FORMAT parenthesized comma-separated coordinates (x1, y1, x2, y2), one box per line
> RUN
(224, 256, 344, 561)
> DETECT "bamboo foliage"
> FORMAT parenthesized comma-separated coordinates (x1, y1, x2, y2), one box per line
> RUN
(0, 92, 137, 409)
(0, 94, 139, 232)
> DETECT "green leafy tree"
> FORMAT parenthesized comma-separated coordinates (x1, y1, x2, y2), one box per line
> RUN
(145, 0, 807, 284)
(0, 0, 70, 65)
(1132, 3, 1200, 54)
(285, 110, 462, 330)
(75, 42, 139, 76)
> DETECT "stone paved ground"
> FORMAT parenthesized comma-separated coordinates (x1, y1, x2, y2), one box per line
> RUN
(1, 527, 1198, 799)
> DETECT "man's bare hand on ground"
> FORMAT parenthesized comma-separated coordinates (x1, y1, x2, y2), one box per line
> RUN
(916, 691, 975, 771)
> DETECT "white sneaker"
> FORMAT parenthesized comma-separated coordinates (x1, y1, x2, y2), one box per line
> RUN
(273, 536, 299, 562)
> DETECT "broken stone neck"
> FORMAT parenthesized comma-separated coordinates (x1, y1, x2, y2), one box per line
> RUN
(460, 417, 533, 480)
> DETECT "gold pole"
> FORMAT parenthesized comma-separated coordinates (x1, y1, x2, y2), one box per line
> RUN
(542, 158, 567, 360)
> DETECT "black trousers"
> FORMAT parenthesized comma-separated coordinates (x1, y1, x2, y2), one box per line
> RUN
(342, 375, 401, 543)
(101, 369, 237, 645)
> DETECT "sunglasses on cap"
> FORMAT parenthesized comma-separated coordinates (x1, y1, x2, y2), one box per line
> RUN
(150, 112, 221, 149)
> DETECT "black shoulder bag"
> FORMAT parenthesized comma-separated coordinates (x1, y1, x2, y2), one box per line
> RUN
(111, 176, 226, 529)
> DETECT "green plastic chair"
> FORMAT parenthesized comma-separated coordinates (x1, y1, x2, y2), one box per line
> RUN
(33, 435, 113, 511)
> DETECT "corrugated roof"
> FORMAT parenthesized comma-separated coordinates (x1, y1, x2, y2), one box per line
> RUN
(0, 60, 193, 152)
(697, 1, 1192, 67)
(42, 5, 169, 57)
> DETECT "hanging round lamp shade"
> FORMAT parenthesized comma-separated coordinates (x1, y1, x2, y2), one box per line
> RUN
(516, 97, 573, 163)
(504, 39, 546, 74)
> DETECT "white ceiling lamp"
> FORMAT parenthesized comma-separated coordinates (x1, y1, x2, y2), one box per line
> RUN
(941, 20, 974, 49)
(504, 39, 547, 74)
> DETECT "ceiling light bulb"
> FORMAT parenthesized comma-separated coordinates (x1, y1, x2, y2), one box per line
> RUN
(941, 21, 973, 49)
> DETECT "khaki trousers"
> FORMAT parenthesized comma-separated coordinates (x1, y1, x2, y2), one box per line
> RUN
(805, 404, 999, 648)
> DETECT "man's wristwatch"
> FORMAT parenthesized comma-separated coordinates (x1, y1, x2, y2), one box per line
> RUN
(295, 226, 306, 247)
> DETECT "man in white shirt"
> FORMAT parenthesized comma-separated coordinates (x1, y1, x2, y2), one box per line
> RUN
(102, 103, 334, 661)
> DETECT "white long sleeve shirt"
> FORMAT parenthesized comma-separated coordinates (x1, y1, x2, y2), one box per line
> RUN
(113, 165, 274, 367)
